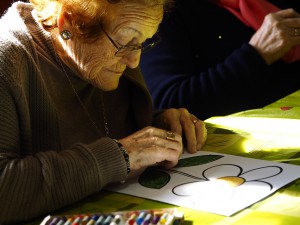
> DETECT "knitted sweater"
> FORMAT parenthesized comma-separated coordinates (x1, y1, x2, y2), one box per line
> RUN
(140, 0, 300, 120)
(0, 2, 153, 224)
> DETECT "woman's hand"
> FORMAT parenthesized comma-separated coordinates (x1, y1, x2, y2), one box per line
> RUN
(249, 8, 300, 65)
(152, 108, 207, 154)
(118, 126, 183, 172)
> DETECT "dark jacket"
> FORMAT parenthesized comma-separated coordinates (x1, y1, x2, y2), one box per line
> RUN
(140, 0, 300, 120)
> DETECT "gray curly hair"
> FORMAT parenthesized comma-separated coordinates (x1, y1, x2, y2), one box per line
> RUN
(30, 0, 173, 40)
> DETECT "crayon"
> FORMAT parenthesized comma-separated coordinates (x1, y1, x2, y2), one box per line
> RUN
(40, 215, 52, 225)
(165, 214, 175, 225)
(49, 217, 59, 225)
(81, 215, 90, 225)
(71, 215, 83, 225)
(136, 211, 146, 225)
(158, 212, 168, 225)
(63, 217, 74, 225)
(41, 208, 184, 225)
(103, 215, 113, 225)
(141, 213, 152, 225)
(95, 215, 105, 225)
(109, 215, 122, 225)
(56, 217, 67, 225)
(126, 212, 138, 225)
(151, 214, 161, 225)
(87, 215, 100, 225)
(172, 211, 184, 225)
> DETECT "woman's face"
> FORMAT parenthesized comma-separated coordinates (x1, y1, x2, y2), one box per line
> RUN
(63, 3, 163, 91)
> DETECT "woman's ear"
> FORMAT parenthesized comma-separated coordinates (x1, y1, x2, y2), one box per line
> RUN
(57, 11, 72, 34)
(57, 11, 73, 40)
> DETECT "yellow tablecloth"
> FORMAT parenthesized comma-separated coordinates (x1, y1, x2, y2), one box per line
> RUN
(27, 90, 300, 225)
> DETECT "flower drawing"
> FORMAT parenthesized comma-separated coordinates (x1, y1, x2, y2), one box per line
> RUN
(172, 164, 283, 203)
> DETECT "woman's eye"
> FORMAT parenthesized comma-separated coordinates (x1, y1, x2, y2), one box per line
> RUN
(126, 37, 139, 46)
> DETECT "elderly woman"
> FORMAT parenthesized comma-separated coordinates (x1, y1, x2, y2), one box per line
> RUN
(0, 0, 206, 223)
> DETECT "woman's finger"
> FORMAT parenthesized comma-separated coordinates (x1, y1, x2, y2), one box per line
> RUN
(195, 120, 207, 150)
(188, 114, 207, 152)
(180, 112, 197, 153)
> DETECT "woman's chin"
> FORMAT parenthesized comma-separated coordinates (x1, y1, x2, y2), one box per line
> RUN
(91, 79, 120, 91)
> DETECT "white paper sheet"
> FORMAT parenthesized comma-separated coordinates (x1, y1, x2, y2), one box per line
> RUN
(106, 151, 300, 216)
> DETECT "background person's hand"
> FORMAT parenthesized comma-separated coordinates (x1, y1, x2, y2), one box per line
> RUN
(250, 8, 300, 65)
(152, 108, 207, 153)
(118, 126, 182, 173)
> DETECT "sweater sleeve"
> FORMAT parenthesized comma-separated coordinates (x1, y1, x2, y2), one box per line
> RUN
(0, 74, 128, 224)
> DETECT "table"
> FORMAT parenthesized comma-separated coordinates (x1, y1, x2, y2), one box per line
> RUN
(27, 90, 300, 225)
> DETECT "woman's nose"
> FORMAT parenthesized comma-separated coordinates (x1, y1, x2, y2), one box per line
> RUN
(120, 51, 141, 69)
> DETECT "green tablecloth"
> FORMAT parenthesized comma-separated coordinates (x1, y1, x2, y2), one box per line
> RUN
(27, 90, 300, 225)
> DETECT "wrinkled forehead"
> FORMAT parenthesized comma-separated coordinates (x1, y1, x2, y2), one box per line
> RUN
(104, 3, 164, 38)
(106, 0, 169, 9)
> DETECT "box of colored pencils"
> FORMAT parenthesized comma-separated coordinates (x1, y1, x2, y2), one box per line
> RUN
(40, 208, 184, 225)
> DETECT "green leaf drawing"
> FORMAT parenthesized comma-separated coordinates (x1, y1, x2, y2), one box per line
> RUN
(139, 167, 170, 189)
(138, 155, 223, 189)
(213, 128, 236, 134)
(175, 155, 224, 168)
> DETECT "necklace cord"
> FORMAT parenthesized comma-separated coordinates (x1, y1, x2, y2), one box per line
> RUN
(51, 35, 133, 176)
(51, 36, 109, 136)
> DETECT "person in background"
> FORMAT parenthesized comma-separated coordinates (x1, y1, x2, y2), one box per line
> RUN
(0, 0, 207, 223)
(0, 0, 13, 15)
(140, 0, 300, 120)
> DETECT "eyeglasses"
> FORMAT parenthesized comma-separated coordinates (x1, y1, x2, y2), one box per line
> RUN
(102, 28, 161, 57)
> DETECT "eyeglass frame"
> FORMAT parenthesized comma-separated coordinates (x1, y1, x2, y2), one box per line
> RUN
(101, 27, 161, 57)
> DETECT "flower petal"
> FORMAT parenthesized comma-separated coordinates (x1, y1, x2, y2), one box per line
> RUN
(241, 166, 282, 181)
(203, 164, 242, 180)
(234, 180, 272, 200)
(172, 180, 234, 202)
(173, 181, 207, 196)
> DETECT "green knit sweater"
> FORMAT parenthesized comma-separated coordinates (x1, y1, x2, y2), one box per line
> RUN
(0, 2, 153, 224)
